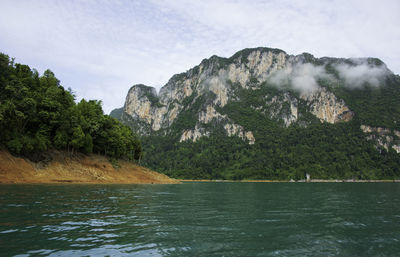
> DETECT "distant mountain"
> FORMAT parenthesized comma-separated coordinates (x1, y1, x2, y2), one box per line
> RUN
(112, 47, 400, 180)
(109, 107, 124, 120)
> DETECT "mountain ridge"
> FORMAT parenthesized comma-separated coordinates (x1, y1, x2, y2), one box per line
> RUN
(112, 46, 393, 137)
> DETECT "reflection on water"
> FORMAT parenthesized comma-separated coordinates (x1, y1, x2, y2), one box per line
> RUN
(1, 183, 400, 256)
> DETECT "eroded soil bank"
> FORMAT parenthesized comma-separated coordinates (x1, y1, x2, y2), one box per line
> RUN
(0, 151, 178, 184)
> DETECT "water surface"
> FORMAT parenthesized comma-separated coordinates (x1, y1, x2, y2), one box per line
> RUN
(1, 183, 400, 256)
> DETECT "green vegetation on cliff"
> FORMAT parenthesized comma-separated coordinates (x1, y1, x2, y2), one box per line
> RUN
(142, 120, 400, 180)
(0, 53, 141, 161)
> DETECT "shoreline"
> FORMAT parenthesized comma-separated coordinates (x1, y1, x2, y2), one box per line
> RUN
(0, 150, 178, 185)
(180, 179, 400, 183)
(1, 150, 398, 185)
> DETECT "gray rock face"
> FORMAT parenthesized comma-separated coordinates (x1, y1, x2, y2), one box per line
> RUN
(264, 92, 298, 127)
(360, 125, 400, 153)
(123, 84, 168, 132)
(120, 47, 358, 144)
(301, 88, 354, 124)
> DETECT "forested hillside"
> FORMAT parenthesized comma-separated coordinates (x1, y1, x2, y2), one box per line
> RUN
(142, 109, 400, 180)
(0, 53, 141, 161)
(113, 47, 400, 180)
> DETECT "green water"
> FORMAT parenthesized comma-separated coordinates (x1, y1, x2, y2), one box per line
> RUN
(1, 183, 400, 256)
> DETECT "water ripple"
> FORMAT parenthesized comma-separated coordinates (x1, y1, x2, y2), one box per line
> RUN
(1, 183, 400, 256)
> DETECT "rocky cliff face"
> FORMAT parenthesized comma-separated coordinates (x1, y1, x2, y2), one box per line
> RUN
(123, 85, 169, 133)
(360, 125, 400, 153)
(114, 47, 394, 145)
(300, 88, 354, 124)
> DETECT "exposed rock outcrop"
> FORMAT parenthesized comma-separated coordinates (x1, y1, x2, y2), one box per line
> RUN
(265, 92, 299, 127)
(180, 125, 209, 143)
(360, 125, 400, 153)
(301, 87, 353, 124)
(123, 85, 168, 132)
(224, 123, 255, 144)
(199, 105, 226, 124)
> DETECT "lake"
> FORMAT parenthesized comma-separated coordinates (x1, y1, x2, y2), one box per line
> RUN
(1, 182, 400, 256)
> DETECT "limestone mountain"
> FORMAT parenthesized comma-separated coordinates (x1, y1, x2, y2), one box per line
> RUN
(111, 47, 400, 180)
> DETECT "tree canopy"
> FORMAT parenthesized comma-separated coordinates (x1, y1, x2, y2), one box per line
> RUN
(0, 53, 141, 161)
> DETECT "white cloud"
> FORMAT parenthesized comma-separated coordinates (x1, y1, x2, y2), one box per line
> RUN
(269, 63, 331, 93)
(0, 0, 399, 113)
(268, 60, 389, 92)
(335, 61, 389, 88)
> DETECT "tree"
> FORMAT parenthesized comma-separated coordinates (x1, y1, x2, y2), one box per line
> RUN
(0, 52, 142, 163)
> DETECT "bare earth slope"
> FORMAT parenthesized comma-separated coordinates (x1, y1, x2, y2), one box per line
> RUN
(0, 151, 177, 184)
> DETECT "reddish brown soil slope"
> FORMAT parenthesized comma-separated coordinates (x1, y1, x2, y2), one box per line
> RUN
(0, 151, 178, 184)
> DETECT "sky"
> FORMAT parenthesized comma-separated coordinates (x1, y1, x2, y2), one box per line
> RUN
(0, 0, 399, 114)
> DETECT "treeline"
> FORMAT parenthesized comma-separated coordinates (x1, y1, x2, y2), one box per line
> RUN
(0, 53, 141, 161)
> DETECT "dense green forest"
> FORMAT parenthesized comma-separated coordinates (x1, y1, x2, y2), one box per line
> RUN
(142, 118, 400, 181)
(142, 123, 400, 181)
(0, 53, 141, 161)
